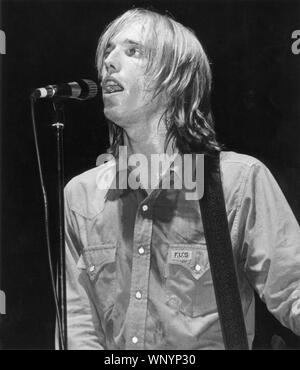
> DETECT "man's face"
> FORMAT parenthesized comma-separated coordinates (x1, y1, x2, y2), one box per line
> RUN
(100, 21, 165, 128)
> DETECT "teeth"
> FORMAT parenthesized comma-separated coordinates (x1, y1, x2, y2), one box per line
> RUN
(104, 83, 123, 93)
(103, 80, 123, 89)
(106, 81, 120, 87)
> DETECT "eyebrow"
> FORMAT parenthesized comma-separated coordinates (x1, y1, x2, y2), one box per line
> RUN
(124, 39, 142, 46)
(106, 38, 143, 49)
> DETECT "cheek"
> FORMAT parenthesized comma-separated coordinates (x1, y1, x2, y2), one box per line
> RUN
(127, 85, 140, 105)
(126, 79, 147, 107)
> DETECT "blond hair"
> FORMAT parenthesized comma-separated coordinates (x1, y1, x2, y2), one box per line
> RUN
(96, 8, 221, 156)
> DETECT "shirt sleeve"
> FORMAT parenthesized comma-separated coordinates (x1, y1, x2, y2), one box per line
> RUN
(236, 161, 300, 335)
(58, 184, 106, 350)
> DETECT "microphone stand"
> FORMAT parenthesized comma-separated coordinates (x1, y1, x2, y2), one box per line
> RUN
(52, 99, 67, 350)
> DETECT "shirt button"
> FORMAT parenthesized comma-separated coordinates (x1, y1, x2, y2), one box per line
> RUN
(167, 295, 181, 310)
(195, 264, 201, 272)
(142, 204, 148, 212)
(132, 336, 138, 344)
(138, 247, 145, 255)
(135, 291, 142, 299)
(89, 265, 95, 273)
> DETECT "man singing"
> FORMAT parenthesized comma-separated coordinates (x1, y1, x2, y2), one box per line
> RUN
(63, 8, 300, 349)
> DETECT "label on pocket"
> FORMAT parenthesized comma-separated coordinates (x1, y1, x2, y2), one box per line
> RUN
(169, 250, 193, 263)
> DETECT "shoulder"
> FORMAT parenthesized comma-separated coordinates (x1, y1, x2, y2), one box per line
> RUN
(64, 159, 116, 218)
(219, 151, 275, 207)
(220, 151, 269, 180)
(65, 158, 116, 193)
(220, 151, 264, 169)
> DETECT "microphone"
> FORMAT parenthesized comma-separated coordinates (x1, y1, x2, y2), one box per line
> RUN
(32, 79, 98, 100)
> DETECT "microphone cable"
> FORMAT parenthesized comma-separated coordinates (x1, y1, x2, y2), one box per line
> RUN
(30, 95, 65, 350)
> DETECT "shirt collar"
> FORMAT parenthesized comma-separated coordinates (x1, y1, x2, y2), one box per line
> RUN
(96, 151, 186, 201)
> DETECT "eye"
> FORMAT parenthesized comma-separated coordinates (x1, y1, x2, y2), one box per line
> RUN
(103, 49, 111, 59)
(103, 44, 113, 59)
(126, 46, 142, 58)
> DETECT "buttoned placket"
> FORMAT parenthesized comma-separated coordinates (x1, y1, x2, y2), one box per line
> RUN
(124, 190, 161, 349)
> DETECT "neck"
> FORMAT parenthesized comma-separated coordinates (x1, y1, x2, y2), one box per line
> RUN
(120, 115, 177, 194)
(123, 117, 175, 160)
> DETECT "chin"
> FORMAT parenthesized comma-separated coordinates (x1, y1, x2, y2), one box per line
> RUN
(104, 108, 127, 128)
(104, 106, 120, 120)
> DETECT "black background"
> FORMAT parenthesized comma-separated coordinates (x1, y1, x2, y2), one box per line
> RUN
(0, 0, 300, 349)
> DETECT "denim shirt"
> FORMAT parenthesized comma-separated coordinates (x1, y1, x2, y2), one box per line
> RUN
(63, 151, 300, 350)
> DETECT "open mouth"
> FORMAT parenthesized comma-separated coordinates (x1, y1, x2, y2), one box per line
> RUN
(102, 78, 124, 94)
(103, 87, 123, 94)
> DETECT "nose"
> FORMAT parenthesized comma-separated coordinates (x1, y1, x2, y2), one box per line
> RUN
(103, 47, 121, 74)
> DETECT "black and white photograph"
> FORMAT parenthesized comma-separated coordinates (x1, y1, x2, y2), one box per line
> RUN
(0, 0, 300, 352)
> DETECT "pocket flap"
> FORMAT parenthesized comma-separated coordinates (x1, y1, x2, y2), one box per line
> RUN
(82, 244, 117, 281)
(166, 244, 209, 280)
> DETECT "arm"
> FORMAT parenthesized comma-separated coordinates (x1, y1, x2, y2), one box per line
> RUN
(236, 161, 300, 335)
(57, 185, 106, 350)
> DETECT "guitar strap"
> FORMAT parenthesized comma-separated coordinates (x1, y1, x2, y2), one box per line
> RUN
(199, 152, 249, 350)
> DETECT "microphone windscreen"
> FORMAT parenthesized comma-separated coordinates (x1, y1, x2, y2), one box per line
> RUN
(78, 79, 98, 100)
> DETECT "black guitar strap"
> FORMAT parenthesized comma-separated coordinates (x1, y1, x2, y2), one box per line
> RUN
(199, 152, 249, 350)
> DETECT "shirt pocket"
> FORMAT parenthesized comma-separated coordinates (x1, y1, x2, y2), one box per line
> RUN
(82, 243, 117, 313)
(164, 243, 214, 317)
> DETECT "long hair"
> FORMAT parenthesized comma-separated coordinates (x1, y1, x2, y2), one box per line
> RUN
(96, 8, 221, 156)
